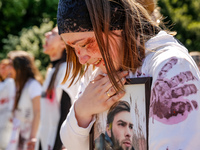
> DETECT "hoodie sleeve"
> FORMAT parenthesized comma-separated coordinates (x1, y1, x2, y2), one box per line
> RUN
(147, 47, 200, 149)
(59, 67, 96, 150)
(60, 104, 96, 150)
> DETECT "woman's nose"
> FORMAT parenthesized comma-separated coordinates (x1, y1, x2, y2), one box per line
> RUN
(74, 46, 90, 64)
(78, 55, 90, 64)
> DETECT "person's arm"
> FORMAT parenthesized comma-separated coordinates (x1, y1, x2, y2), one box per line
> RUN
(148, 51, 200, 149)
(27, 95, 40, 150)
(60, 71, 128, 150)
(60, 104, 96, 150)
(74, 71, 128, 128)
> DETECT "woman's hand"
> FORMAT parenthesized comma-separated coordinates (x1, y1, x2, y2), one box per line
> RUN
(74, 71, 128, 128)
(27, 138, 36, 150)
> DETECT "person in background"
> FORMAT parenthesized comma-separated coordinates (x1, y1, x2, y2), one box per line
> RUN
(7, 50, 43, 150)
(35, 26, 80, 150)
(189, 51, 200, 70)
(0, 59, 16, 150)
(57, 0, 200, 150)
(0, 59, 16, 81)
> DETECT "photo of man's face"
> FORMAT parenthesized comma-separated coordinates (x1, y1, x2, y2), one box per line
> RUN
(94, 80, 150, 150)
(107, 111, 134, 150)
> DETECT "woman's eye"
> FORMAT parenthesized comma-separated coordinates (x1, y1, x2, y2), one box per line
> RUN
(81, 44, 87, 48)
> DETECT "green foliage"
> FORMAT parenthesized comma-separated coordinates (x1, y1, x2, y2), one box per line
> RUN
(158, 0, 200, 51)
(0, 0, 200, 76)
(0, 0, 58, 49)
(2, 21, 54, 76)
(0, 0, 28, 34)
(0, 0, 59, 76)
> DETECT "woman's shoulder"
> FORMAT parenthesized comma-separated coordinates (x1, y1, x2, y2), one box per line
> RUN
(27, 78, 42, 89)
(141, 31, 200, 79)
(144, 31, 190, 67)
(59, 61, 67, 68)
(1, 78, 15, 87)
(26, 78, 42, 98)
(56, 62, 67, 77)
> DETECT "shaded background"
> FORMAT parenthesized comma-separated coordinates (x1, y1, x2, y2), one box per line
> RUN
(0, 0, 200, 76)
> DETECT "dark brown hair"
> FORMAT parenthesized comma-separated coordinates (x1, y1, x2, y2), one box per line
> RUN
(107, 101, 130, 125)
(8, 50, 43, 111)
(47, 50, 66, 94)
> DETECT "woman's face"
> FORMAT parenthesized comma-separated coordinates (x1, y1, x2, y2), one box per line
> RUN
(43, 27, 65, 60)
(61, 31, 122, 73)
(0, 63, 16, 79)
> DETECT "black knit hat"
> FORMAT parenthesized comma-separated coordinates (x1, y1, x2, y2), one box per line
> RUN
(57, 0, 125, 34)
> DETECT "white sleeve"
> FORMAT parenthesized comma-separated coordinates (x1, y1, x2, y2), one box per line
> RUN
(59, 66, 101, 150)
(7, 78, 16, 111)
(59, 64, 93, 104)
(58, 63, 81, 104)
(148, 50, 200, 149)
(60, 104, 96, 150)
(28, 80, 42, 99)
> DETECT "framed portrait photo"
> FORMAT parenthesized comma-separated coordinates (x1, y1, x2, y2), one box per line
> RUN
(90, 77, 152, 150)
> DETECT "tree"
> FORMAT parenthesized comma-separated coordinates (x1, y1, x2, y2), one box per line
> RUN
(0, 0, 59, 75)
(2, 21, 54, 76)
(0, 0, 58, 54)
(158, 0, 200, 51)
(1, 0, 200, 75)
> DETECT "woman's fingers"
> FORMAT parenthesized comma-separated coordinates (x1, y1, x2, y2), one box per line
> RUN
(106, 90, 126, 107)
(76, 70, 128, 122)
(102, 71, 128, 89)
(27, 140, 36, 150)
(89, 71, 127, 101)
(105, 77, 126, 97)
(91, 70, 128, 86)
(90, 74, 105, 84)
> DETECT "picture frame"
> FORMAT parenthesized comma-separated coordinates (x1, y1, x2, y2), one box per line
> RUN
(90, 77, 152, 150)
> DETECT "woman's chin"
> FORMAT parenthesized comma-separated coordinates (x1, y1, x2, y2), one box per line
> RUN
(98, 65, 107, 74)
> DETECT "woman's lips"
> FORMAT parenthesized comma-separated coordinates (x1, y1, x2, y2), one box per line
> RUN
(93, 58, 102, 66)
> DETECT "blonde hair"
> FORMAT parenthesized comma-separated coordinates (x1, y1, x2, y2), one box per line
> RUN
(136, 0, 156, 15)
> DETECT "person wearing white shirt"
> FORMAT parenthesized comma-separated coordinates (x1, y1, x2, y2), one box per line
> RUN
(35, 27, 80, 150)
(57, 0, 200, 149)
(7, 50, 43, 150)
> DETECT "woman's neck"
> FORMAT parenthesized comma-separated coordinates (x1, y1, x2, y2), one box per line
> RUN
(51, 59, 61, 67)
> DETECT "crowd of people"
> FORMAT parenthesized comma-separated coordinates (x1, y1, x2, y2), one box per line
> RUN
(0, 0, 200, 150)
(0, 27, 79, 150)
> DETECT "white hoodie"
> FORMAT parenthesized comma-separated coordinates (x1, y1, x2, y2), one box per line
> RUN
(35, 62, 80, 150)
(60, 31, 200, 150)
(0, 78, 15, 149)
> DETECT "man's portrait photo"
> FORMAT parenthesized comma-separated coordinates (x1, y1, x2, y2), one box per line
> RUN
(93, 78, 151, 150)
(106, 101, 135, 150)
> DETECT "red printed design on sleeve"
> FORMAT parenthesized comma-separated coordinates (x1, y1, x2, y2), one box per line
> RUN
(150, 58, 198, 125)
